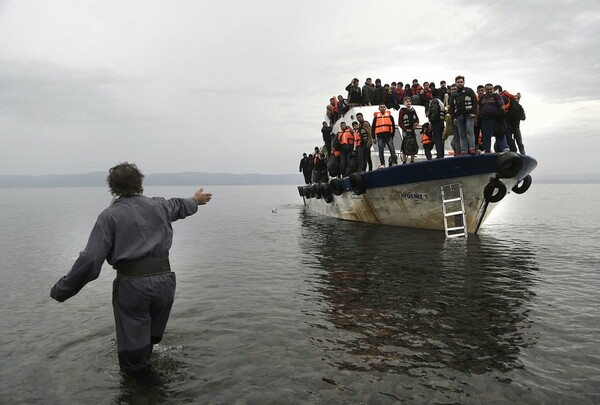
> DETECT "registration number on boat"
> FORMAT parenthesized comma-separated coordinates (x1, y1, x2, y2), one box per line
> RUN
(401, 192, 429, 200)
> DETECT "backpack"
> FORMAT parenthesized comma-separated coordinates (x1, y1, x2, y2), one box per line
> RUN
(507, 98, 526, 122)
(403, 133, 419, 155)
(428, 99, 444, 121)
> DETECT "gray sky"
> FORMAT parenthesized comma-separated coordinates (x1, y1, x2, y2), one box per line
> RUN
(1, 0, 598, 177)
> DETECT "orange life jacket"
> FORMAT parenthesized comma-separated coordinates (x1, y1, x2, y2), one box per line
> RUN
(338, 128, 354, 146)
(422, 131, 433, 145)
(501, 90, 516, 112)
(373, 110, 393, 134)
(353, 129, 362, 147)
(331, 97, 339, 113)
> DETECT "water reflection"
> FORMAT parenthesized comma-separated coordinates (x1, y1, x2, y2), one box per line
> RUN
(299, 210, 539, 376)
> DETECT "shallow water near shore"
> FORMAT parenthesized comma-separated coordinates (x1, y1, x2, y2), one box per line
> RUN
(0, 183, 599, 404)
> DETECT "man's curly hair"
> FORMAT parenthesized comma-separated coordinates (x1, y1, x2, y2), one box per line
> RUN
(107, 162, 144, 197)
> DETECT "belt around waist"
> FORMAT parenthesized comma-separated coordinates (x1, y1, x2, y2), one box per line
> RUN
(113, 257, 171, 277)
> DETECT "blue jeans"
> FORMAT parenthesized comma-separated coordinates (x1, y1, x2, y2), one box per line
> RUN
(482, 117, 510, 152)
(377, 133, 396, 165)
(456, 114, 476, 152)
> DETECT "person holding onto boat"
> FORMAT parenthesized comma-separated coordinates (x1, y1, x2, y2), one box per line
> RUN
(449, 75, 478, 155)
(50, 162, 212, 374)
(399, 97, 420, 164)
(356, 112, 373, 172)
(372, 104, 397, 169)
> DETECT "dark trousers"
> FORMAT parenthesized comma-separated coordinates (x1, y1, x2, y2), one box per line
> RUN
(113, 272, 176, 373)
(507, 121, 525, 154)
(355, 145, 364, 172)
(431, 120, 445, 159)
(340, 149, 352, 176)
(303, 172, 311, 184)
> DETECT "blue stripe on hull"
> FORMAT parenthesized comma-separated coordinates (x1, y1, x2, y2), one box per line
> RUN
(341, 154, 537, 190)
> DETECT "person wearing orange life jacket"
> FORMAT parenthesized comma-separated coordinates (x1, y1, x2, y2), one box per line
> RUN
(420, 122, 434, 160)
(351, 121, 364, 173)
(371, 104, 397, 169)
(337, 121, 355, 177)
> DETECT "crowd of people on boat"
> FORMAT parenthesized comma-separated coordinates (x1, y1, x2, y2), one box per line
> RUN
(300, 75, 527, 183)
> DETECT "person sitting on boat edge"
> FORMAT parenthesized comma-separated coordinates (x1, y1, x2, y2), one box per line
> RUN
(372, 79, 385, 106)
(50, 162, 212, 374)
(399, 97, 420, 164)
(345, 78, 362, 108)
(372, 104, 397, 169)
(362, 77, 374, 106)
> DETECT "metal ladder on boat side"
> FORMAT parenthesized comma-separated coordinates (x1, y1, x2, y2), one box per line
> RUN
(441, 183, 468, 238)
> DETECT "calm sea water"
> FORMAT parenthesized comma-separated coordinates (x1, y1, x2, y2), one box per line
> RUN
(0, 183, 599, 404)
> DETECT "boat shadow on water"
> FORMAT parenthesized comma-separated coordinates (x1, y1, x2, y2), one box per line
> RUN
(298, 209, 540, 377)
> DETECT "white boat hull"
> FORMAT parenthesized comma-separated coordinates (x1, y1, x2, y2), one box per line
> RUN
(300, 153, 537, 234)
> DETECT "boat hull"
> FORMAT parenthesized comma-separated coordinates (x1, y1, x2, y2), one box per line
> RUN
(300, 153, 537, 234)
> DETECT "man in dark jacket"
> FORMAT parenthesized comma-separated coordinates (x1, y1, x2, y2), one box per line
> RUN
(362, 78, 374, 106)
(345, 78, 362, 107)
(300, 153, 311, 184)
(478, 84, 509, 153)
(449, 75, 478, 155)
(50, 162, 212, 373)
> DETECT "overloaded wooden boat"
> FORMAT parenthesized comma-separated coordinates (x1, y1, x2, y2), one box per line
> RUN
(298, 105, 538, 237)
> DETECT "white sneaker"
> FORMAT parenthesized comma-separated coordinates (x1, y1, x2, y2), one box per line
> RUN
(378, 164, 385, 169)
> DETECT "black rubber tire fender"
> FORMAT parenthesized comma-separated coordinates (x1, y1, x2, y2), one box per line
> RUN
(321, 183, 333, 200)
(496, 152, 523, 179)
(297, 186, 304, 197)
(484, 179, 507, 203)
(512, 175, 532, 194)
(330, 178, 344, 196)
(303, 186, 312, 199)
(315, 183, 323, 199)
(349, 173, 366, 195)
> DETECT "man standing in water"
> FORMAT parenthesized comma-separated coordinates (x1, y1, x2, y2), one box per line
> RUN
(50, 162, 212, 374)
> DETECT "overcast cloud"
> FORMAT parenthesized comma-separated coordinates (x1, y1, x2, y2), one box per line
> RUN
(1, 0, 599, 176)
